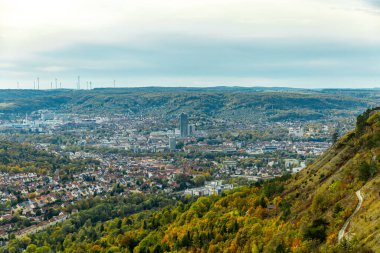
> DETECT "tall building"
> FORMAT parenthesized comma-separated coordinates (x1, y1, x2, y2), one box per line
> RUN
(188, 124, 195, 136)
(179, 113, 189, 137)
(169, 137, 176, 151)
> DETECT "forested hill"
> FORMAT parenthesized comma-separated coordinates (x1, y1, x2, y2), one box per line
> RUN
(4, 109, 380, 252)
(0, 88, 378, 121)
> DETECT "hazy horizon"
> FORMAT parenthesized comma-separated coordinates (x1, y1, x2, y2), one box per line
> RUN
(1, 85, 380, 91)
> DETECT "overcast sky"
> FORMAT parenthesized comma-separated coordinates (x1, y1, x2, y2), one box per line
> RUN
(1, 0, 380, 89)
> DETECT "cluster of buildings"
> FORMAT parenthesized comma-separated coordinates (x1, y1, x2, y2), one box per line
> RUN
(0, 109, 355, 241)
(0, 111, 200, 154)
(184, 181, 234, 196)
(218, 157, 307, 180)
(0, 110, 338, 157)
(288, 125, 331, 138)
(246, 140, 330, 156)
(0, 212, 68, 239)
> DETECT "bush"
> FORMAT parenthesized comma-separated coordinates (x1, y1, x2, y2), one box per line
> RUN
(359, 161, 376, 181)
(303, 219, 329, 242)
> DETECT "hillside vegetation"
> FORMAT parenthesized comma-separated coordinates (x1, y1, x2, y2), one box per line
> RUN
(0, 140, 98, 175)
(0, 88, 374, 121)
(2, 109, 380, 253)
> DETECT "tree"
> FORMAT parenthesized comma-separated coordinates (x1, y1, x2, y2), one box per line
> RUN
(35, 246, 52, 253)
(332, 131, 339, 143)
(176, 142, 184, 150)
(25, 244, 38, 253)
(359, 161, 376, 181)
(303, 219, 329, 242)
(106, 246, 121, 253)
(333, 203, 343, 217)
(90, 245, 102, 253)
(311, 193, 327, 213)
(193, 175, 206, 186)
(258, 195, 267, 208)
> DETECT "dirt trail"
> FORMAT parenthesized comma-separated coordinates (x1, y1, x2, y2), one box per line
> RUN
(338, 190, 363, 242)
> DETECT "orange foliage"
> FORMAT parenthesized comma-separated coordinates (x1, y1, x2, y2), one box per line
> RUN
(292, 238, 300, 249)
(326, 232, 337, 245)
(90, 245, 102, 252)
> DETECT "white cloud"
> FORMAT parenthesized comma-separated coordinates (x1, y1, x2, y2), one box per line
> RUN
(1, 0, 380, 52)
(0, 62, 14, 68)
(0, 0, 380, 87)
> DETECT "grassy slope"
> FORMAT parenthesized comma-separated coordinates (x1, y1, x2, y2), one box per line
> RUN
(284, 110, 380, 251)
(351, 176, 380, 250)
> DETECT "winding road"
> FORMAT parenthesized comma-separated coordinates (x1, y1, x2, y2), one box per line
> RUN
(338, 190, 363, 242)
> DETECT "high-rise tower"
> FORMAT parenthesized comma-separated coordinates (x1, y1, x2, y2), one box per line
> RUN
(179, 113, 189, 137)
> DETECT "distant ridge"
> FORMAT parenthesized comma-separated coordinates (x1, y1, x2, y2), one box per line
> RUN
(0, 88, 374, 122)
